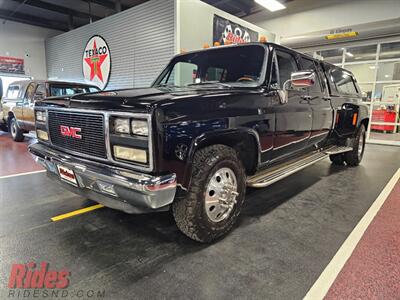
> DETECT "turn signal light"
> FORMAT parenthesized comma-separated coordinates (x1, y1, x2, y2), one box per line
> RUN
(113, 146, 147, 163)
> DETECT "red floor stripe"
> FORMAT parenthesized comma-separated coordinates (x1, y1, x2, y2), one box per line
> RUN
(325, 179, 400, 299)
(0, 133, 43, 177)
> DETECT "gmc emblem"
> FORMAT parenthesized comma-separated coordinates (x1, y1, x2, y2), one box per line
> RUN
(60, 125, 82, 139)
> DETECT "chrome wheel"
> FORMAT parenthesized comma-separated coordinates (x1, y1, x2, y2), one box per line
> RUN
(205, 167, 239, 223)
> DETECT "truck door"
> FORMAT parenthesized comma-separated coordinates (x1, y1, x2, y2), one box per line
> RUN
(22, 82, 36, 131)
(270, 48, 312, 160)
(299, 57, 333, 147)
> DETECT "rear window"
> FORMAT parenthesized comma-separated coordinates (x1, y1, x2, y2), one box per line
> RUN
(49, 85, 99, 97)
(6, 85, 20, 99)
(330, 68, 358, 95)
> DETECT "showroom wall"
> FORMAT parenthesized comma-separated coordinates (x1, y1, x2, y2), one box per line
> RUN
(0, 19, 60, 79)
(177, 0, 275, 52)
(46, 0, 175, 89)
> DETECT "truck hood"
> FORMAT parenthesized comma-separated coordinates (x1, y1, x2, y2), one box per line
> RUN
(36, 86, 258, 112)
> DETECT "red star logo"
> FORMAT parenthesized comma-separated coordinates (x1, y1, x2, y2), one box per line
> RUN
(84, 40, 108, 82)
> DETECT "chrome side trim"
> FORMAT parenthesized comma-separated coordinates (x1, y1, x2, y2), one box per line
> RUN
(37, 107, 154, 172)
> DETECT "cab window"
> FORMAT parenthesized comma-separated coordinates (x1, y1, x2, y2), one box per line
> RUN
(25, 83, 36, 102)
(36, 84, 47, 96)
(275, 50, 298, 88)
(299, 57, 323, 92)
(331, 68, 358, 95)
(6, 85, 20, 99)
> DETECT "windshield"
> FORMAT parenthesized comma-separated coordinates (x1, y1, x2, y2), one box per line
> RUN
(153, 45, 266, 89)
(49, 84, 100, 96)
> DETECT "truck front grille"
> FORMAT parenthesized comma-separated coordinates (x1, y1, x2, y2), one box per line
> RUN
(48, 110, 107, 159)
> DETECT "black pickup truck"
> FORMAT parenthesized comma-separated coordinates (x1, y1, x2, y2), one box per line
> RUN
(29, 43, 369, 242)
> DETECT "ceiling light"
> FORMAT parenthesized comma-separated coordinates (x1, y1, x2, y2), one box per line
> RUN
(369, 66, 376, 69)
(346, 52, 354, 57)
(255, 0, 286, 12)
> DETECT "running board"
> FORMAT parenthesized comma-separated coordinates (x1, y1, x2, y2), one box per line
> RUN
(247, 145, 353, 188)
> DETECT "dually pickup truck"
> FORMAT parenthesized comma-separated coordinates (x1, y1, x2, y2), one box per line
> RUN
(29, 43, 369, 242)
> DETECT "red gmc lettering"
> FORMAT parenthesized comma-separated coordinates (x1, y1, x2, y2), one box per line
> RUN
(60, 125, 82, 139)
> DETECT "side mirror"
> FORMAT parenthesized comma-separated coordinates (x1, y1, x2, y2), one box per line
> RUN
(278, 70, 316, 104)
(290, 70, 316, 88)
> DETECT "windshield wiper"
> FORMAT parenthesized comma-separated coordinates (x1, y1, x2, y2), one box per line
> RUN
(187, 81, 232, 88)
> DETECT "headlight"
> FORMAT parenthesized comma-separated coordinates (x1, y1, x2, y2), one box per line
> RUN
(36, 129, 48, 141)
(36, 111, 46, 123)
(113, 118, 130, 134)
(113, 145, 147, 163)
(131, 119, 148, 136)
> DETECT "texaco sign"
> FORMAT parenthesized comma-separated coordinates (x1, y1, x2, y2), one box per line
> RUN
(82, 35, 111, 90)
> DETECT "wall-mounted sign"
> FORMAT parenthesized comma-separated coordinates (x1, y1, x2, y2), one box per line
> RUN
(325, 28, 359, 40)
(82, 35, 111, 90)
(213, 15, 259, 45)
(0, 56, 24, 74)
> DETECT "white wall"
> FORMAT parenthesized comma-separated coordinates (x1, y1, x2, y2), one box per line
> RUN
(177, 0, 275, 52)
(0, 19, 60, 79)
(245, 0, 400, 38)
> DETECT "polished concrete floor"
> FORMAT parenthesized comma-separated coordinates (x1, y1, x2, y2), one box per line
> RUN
(0, 135, 399, 299)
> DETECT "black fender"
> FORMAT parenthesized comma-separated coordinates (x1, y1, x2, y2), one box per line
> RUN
(334, 102, 369, 138)
(181, 128, 261, 189)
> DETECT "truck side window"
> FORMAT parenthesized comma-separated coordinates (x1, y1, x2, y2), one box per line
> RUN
(275, 50, 298, 88)
(331, 68, 358, 95)
(299, 57, 323, 93)
(35, 84, 47, 98)
(25, 83, 35, 102)
(6, 85, 20, 99)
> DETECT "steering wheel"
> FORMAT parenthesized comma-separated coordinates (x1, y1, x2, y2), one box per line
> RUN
(237, 77, 255, 82)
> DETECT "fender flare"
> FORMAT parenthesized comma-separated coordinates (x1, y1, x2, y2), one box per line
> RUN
(180, 128, 261, 189)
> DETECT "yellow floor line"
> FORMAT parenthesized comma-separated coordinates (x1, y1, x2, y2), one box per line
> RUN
(51, 204, 104, 222)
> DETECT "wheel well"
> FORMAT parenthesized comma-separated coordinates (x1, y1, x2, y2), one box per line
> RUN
(360, 118, 369, 129)
(196, 133, 259, 175)
(7, 112, 15, 125)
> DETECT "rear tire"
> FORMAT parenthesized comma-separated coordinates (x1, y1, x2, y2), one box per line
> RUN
(10, 118, 24, 142)
(172, 144, 246, 243)
(344, 124, 366, 166)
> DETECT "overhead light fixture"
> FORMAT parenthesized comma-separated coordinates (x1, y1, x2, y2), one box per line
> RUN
(346, 52, 354, 57)
(255, 0, 286, 12)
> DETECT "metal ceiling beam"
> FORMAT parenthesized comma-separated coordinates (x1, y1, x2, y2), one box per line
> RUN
(11, 0, 101, 21)
(0, 8, 68, 31)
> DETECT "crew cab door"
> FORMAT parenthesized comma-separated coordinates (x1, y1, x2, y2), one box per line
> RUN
(299, 57, 333, 147)
(21, 82, 36, 131)
(270, 48, 312, 160)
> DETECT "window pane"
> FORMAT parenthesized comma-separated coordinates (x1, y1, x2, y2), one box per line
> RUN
(344, 45, 377, 63)
(358, 83, 374, 102)
(317, 49, 343, 64)
(276, 50, 298, 88)
(331, 68, 358, 95)
(380, 41, 400, 60)
(376, 61, 400, 81)
(344, 63, 376, 83)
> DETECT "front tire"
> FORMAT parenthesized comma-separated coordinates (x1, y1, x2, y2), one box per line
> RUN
(344, 124, 366, 166)
(10, 118, 24, 142)
(172, 144, 246, 243)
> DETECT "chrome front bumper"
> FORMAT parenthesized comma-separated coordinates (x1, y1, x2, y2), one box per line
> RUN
(29, 143, 177, 214)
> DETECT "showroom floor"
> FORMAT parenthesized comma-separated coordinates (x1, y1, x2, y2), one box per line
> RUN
(0, 132, 399, 299)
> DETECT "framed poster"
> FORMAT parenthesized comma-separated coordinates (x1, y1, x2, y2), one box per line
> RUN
(213, 15, 259, 45)
(0, 56, 25, 74)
